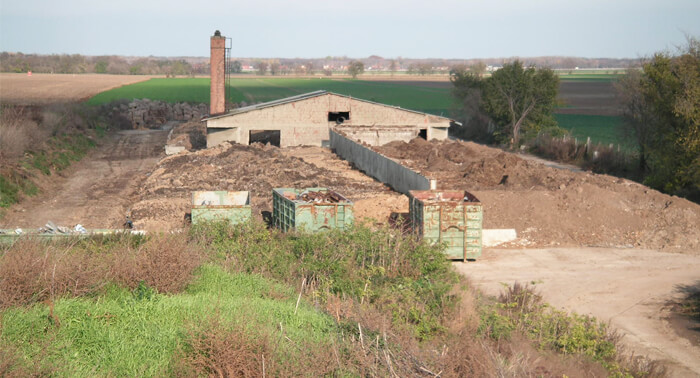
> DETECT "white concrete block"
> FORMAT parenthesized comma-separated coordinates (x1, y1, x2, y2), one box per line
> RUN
(165, 145, 185, 155)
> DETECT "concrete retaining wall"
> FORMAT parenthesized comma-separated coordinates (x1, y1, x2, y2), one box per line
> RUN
(330, 129, 435, 195)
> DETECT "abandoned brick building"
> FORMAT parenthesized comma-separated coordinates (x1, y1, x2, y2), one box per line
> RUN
(204, 31, 453, 148)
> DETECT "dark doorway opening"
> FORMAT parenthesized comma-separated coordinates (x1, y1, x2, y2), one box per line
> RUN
(249, 130, 280, 146)
(418, 129, 428, 139)
(328, 111, 350, 124)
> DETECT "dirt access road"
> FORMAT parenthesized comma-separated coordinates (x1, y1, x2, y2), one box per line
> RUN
(456, 248, 700, 377)
(0, 128, 168, 229)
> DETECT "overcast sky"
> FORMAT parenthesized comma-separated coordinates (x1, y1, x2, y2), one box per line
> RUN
(1, 0, 698, 59)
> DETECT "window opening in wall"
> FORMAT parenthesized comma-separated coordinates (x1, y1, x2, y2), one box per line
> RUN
(418, 129, 428, 140)
(328, 111, 350, 124)
(249, 130, 280, 147)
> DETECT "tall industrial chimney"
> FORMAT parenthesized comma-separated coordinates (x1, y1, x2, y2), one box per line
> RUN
(210, 30, 226, 116)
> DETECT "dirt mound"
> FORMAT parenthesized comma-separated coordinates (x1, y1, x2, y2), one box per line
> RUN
(167, 121, 206, 150)
(375, 138, 700, 253)
(130, 142, 386, 230)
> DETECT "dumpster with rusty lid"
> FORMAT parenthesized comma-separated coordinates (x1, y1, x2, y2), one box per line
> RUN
(191, 191, 251, 225)
(409, 190, 482, 261)
(272, 188, 353, 232)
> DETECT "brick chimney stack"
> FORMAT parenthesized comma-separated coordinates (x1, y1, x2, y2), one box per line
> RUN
(210, 30, 226, 116)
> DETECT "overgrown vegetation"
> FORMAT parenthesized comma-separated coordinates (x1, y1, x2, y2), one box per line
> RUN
(0, 221, 666, 376)
(450, 38, 700, 203)
(0, 103, 111, 211)
(450, 60, 559, 147)
(615, 36, 700, 201)
(673, 282, 700, 324)
(529, 131, 640, 178)
(480, 283, 666, 377)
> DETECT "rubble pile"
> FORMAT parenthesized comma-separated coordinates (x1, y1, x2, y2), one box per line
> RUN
(296, 190, 348, 203)
(111, 99, 209, 129)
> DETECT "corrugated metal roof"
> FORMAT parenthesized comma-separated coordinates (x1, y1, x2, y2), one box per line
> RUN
(204, 90, 452, 121)
(205, 90, 327, 121)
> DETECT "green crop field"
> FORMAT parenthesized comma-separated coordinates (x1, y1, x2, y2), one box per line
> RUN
(554, 114, 632, 149)
(555, 70, 626, 81)
(88, 77, 629, 147)
(558, 75, 623, 81)
(88, 77, 454, 116)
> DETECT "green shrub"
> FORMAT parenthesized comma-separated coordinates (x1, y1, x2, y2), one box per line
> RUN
(0, 172, 37, 208)
(0, 176, 20, 208)
(491, 283, 664, 376)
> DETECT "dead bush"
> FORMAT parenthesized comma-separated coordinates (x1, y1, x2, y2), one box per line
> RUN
(40, 107, 65, 134)
(440, 333, 496, 377)
(530, 134, 586, 162)
(617, 353, 667, 377)
(498, 281, 542, 314)
(0, 239, 109, 309)
(0, 240, 45, 308)
(175, 315, 271, 377)
(0, 106, 42, 160)
(44, 103, 94, 132)
(0, 233, 202, 309)
(583, 145, 637, 178)
(0, 336, 62, 377)
(111, 233, 203, 294)
(0, 343, 23, 377)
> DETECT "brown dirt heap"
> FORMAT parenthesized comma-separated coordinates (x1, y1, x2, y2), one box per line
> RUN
(130, 142, 386, 230)
(375, 138, 700, 253)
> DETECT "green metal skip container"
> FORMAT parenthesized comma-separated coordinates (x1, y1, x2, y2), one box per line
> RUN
(272, 188, 353, 232)
(191, 191, 252, 225)
(409, 190, 483, 261)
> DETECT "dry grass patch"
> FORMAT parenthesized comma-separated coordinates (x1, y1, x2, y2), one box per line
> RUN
(0, 106, 42, 160)
(0, 232, 202, 309)
(112, 233, 203, 293)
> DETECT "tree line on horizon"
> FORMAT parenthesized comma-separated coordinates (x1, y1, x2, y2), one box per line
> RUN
(0, 53, 205, 76)
(0, 51, 641, 76)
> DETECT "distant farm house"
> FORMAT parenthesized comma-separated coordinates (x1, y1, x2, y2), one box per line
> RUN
(204, 90, 453, 148)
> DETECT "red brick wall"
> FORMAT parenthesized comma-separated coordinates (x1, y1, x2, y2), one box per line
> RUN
(210, 35, 226, 116)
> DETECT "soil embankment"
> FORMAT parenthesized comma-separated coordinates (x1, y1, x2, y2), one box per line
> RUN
(374, 138, 700, 254)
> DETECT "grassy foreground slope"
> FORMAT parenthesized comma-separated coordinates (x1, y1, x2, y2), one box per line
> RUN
(1, 222, 663, 376)
(2, 265, 333, 376)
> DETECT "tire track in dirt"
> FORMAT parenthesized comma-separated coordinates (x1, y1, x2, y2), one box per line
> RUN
(0, 129, 168, 229)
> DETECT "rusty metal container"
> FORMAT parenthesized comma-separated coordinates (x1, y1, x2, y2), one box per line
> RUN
(409, 190, 482, 261)
(191, 191, 251, 225)
(272, 188, 353, 232)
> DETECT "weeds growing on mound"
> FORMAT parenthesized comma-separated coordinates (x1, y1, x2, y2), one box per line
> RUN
(189, 220, 459, 341)
(479, 282, 667, 377)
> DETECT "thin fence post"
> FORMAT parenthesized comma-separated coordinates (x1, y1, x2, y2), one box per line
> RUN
(586, 137, 591, 159)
